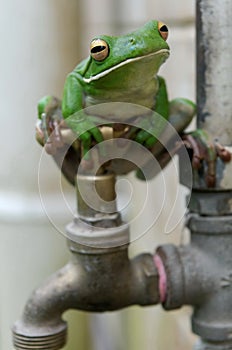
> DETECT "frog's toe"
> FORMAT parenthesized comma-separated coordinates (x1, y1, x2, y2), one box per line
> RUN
(182, 134, 203, 169)
(181, 131, 229, 188)
(53, 130, 64, 148)
(44, 138, 57, 155)
(35, 120, 45, 146)
(214, 141, 231, 162)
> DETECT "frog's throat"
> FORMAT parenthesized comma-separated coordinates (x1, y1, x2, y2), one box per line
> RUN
(83, 49, 169, 84)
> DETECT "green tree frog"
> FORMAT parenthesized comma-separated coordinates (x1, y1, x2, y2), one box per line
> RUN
(36, 20, 230, 185)
(37, 20, 194, 151)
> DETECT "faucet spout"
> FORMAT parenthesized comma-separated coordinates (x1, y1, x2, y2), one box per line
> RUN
(13, 232, 159, 350)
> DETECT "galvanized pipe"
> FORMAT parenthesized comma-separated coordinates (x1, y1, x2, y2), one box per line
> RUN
(192, 2, 232, 348)
(196, 0, 232, 146)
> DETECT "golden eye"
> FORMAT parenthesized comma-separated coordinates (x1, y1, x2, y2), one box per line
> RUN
(158, 22, 169, 41)
(90, 39, 109, 61)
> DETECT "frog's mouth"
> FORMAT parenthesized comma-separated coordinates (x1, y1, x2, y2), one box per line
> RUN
(83, 49, 169, 83)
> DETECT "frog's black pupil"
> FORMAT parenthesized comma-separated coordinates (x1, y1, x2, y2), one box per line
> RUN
(91, 45, 106, 53)
(160, 25, 168, 32)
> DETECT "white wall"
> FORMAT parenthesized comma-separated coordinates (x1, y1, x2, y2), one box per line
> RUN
(0, 1, 89, 350)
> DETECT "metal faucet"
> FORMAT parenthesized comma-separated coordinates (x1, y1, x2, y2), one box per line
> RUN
(12, 168, 232, 350)
(13, 173, 160, 349)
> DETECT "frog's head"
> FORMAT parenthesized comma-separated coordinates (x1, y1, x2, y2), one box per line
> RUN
(82, 20, 170, 89)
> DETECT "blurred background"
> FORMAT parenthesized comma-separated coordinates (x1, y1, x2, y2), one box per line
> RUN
(0, 1, 197, 349)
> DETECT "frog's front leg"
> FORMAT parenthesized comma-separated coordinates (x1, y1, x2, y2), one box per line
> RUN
(62, 74, 105, 167)
(65, 111, 105, 169)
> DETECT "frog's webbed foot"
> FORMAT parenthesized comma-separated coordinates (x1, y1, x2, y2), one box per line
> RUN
(182, 130, 231, 187)
(36, 96, 82, 185)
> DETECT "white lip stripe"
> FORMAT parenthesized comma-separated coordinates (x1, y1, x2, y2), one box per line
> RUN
(83, 49, 169, 83)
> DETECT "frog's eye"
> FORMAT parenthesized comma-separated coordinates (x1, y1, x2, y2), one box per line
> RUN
(90, 39, 109, 61)
(158, 22, 169, 41)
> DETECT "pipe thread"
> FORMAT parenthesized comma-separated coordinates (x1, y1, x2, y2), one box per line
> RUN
(12, 328, 67, 350)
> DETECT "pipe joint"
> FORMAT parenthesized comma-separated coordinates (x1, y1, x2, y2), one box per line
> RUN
(155, 243, 218, 310)
(155, 211, 232, 342)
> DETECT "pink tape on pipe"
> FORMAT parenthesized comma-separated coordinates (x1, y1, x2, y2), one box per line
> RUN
(154, 254, 167, 303)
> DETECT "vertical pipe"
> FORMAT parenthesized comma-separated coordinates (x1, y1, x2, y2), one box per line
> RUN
(193, 2, 232, 349)
(196, 0, 232, 145)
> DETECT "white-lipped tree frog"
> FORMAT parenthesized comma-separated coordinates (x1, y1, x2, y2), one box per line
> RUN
(36, 20, 230, 186)
(37, 20, 195, 151)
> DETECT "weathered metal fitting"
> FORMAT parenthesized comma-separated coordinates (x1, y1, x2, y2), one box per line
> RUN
(195, 339, 232, 350)
(76, 173, 118, 221)
(156, 243, 218, 310)
(130, 253, 160, 306)
(188, 190, 232, 216)
(12, 244, 160, 350)
(187, 214, 232, 235)
(66, 217, 130, 251)
(156, 244, 184, 310)
(12, 320, 67, 350)
(188, 213, 232, 342)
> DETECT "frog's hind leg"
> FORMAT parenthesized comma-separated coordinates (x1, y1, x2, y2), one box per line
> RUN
(135, 98, 196, 180)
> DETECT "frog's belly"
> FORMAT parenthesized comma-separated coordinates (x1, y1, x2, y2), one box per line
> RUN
(84, 87, 157, 122)
(85, 101, 153, 122)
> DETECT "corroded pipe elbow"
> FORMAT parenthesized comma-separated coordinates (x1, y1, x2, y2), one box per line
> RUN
(155, 213, 232, 342)
(13, 243, 159, 350)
